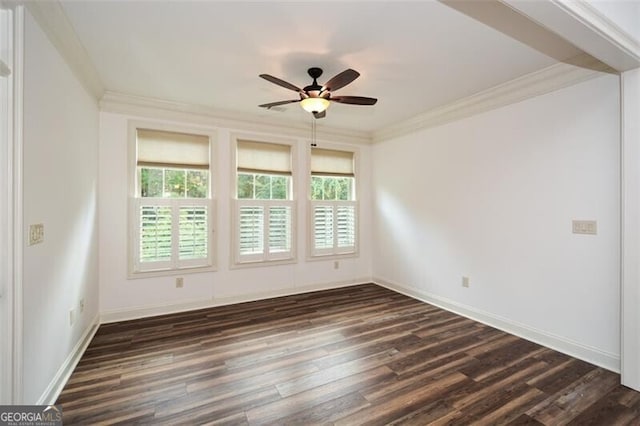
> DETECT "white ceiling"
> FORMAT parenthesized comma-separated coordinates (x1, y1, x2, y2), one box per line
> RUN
(59, 1, 569, 133)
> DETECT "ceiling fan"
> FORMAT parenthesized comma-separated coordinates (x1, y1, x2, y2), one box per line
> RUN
(258, 67, 377, 119)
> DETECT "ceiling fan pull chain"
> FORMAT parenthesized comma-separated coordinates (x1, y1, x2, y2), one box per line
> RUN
(311, 118, 317, 147)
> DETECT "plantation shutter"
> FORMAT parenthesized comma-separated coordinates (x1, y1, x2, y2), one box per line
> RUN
(139, 205, 172, 263)
(313, 205, 334, 250)
(137, 129, 209, 169)
(239, 206, 264, 255)
(336, 205, 356, 248)
(269, 206, 292, 253)
(237, 140, 291, 175)
(311, 148, 354, 177)
(178, 206, 208, 260)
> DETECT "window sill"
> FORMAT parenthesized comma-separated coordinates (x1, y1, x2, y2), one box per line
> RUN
(306, 252, 359, 262)
(128, 264, 217, 280)
(230, 257, 297, 270)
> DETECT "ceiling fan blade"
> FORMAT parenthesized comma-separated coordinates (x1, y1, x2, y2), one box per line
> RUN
(259, 74, 302, 92)
(313, 110, 326, 119)
(323, 69, 360, 92)
(331, 96, 377, 105)
(259, 99, 300, 109)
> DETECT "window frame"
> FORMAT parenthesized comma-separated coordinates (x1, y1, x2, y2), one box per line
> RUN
(307, 144, 360, 260)
(128, 121, 217, 278)
(230, 134, 297, 268)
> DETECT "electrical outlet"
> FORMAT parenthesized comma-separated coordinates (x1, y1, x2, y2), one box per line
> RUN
(334, 261, 340, 270)
(462, 276, 470, 288)
(79, 298, 85, 313)
(176, 277, 184, 288)
(28, 223, 44, 246)
(69, 308, 75, 326)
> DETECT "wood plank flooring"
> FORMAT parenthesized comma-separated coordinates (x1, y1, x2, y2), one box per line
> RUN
(57, 284, 640, 425)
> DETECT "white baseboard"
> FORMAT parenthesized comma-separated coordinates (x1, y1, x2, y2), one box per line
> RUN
(100, 277, 372, 324)
(374, 277, 620, 373)
(37, 313, 100, 405)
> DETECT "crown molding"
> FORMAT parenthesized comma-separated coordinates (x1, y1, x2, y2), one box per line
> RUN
(102, 53, 611, 147)
(100, 91, 372, 145)
(501, 0, 640, 72)
(22, 0, 103, 99)
(372, 54, 613, 143)
(557, 0, 640, 59)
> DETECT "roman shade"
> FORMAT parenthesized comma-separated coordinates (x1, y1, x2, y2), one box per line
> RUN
(237, 140, 291, 175)
(311, 148, 354, 177)
(137, 129, 209, 169)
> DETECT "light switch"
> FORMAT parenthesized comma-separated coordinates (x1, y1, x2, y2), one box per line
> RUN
(572, 220, 597, 235)
(28, 223, 44, 245)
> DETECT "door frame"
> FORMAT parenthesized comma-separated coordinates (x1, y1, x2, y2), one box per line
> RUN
(0, 1, 23, 404)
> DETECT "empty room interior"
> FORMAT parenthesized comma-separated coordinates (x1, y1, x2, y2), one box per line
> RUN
(1, 0, 640, 424)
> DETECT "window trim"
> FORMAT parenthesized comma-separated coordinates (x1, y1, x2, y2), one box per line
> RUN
(128, 121, 217, 278)
(230, 132, 298, 268)
(307, 143, 360, 261)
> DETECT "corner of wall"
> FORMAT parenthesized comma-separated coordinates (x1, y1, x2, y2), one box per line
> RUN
(374, 277, 620, 373)
(36, 314, 100, 405)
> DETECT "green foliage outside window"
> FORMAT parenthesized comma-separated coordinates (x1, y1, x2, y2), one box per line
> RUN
(140, 167, 208, 198)
(238, 173, 289, 200)
(311, 176, 353, 201)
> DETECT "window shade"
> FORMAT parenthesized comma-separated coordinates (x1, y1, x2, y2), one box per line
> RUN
(137, 129, 209, 169)
(311, 148, 354, 177)
(237, 140, 291, 175)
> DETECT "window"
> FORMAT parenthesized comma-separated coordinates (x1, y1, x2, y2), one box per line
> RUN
(234, 140, 294, 264)
(132, 128, 213, 273)
(310, 148, 357, 256)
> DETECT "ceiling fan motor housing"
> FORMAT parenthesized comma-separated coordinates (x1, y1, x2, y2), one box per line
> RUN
(307, 67, 323, 79)
(304, 67, 325, 98)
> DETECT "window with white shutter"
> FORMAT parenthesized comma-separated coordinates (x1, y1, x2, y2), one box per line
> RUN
(234, 139, 294, 264)
(313, 205, 334, 250)
(131, 128, 214, 274)
(310, 148, 357, 257)
(239, 205, 264, 257)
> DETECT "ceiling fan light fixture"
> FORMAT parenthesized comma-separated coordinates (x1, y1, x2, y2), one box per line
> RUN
(300, 97, 330, 114)
(260, 67, 376, 119)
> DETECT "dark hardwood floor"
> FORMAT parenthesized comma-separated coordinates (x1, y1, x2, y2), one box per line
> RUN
(57, 284, 640, 425)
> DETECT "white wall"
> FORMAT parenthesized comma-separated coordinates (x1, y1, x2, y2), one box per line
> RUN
(22, 10, 99, 403)
(99, 111, 371, 318)
(372, 73, 621, 370)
